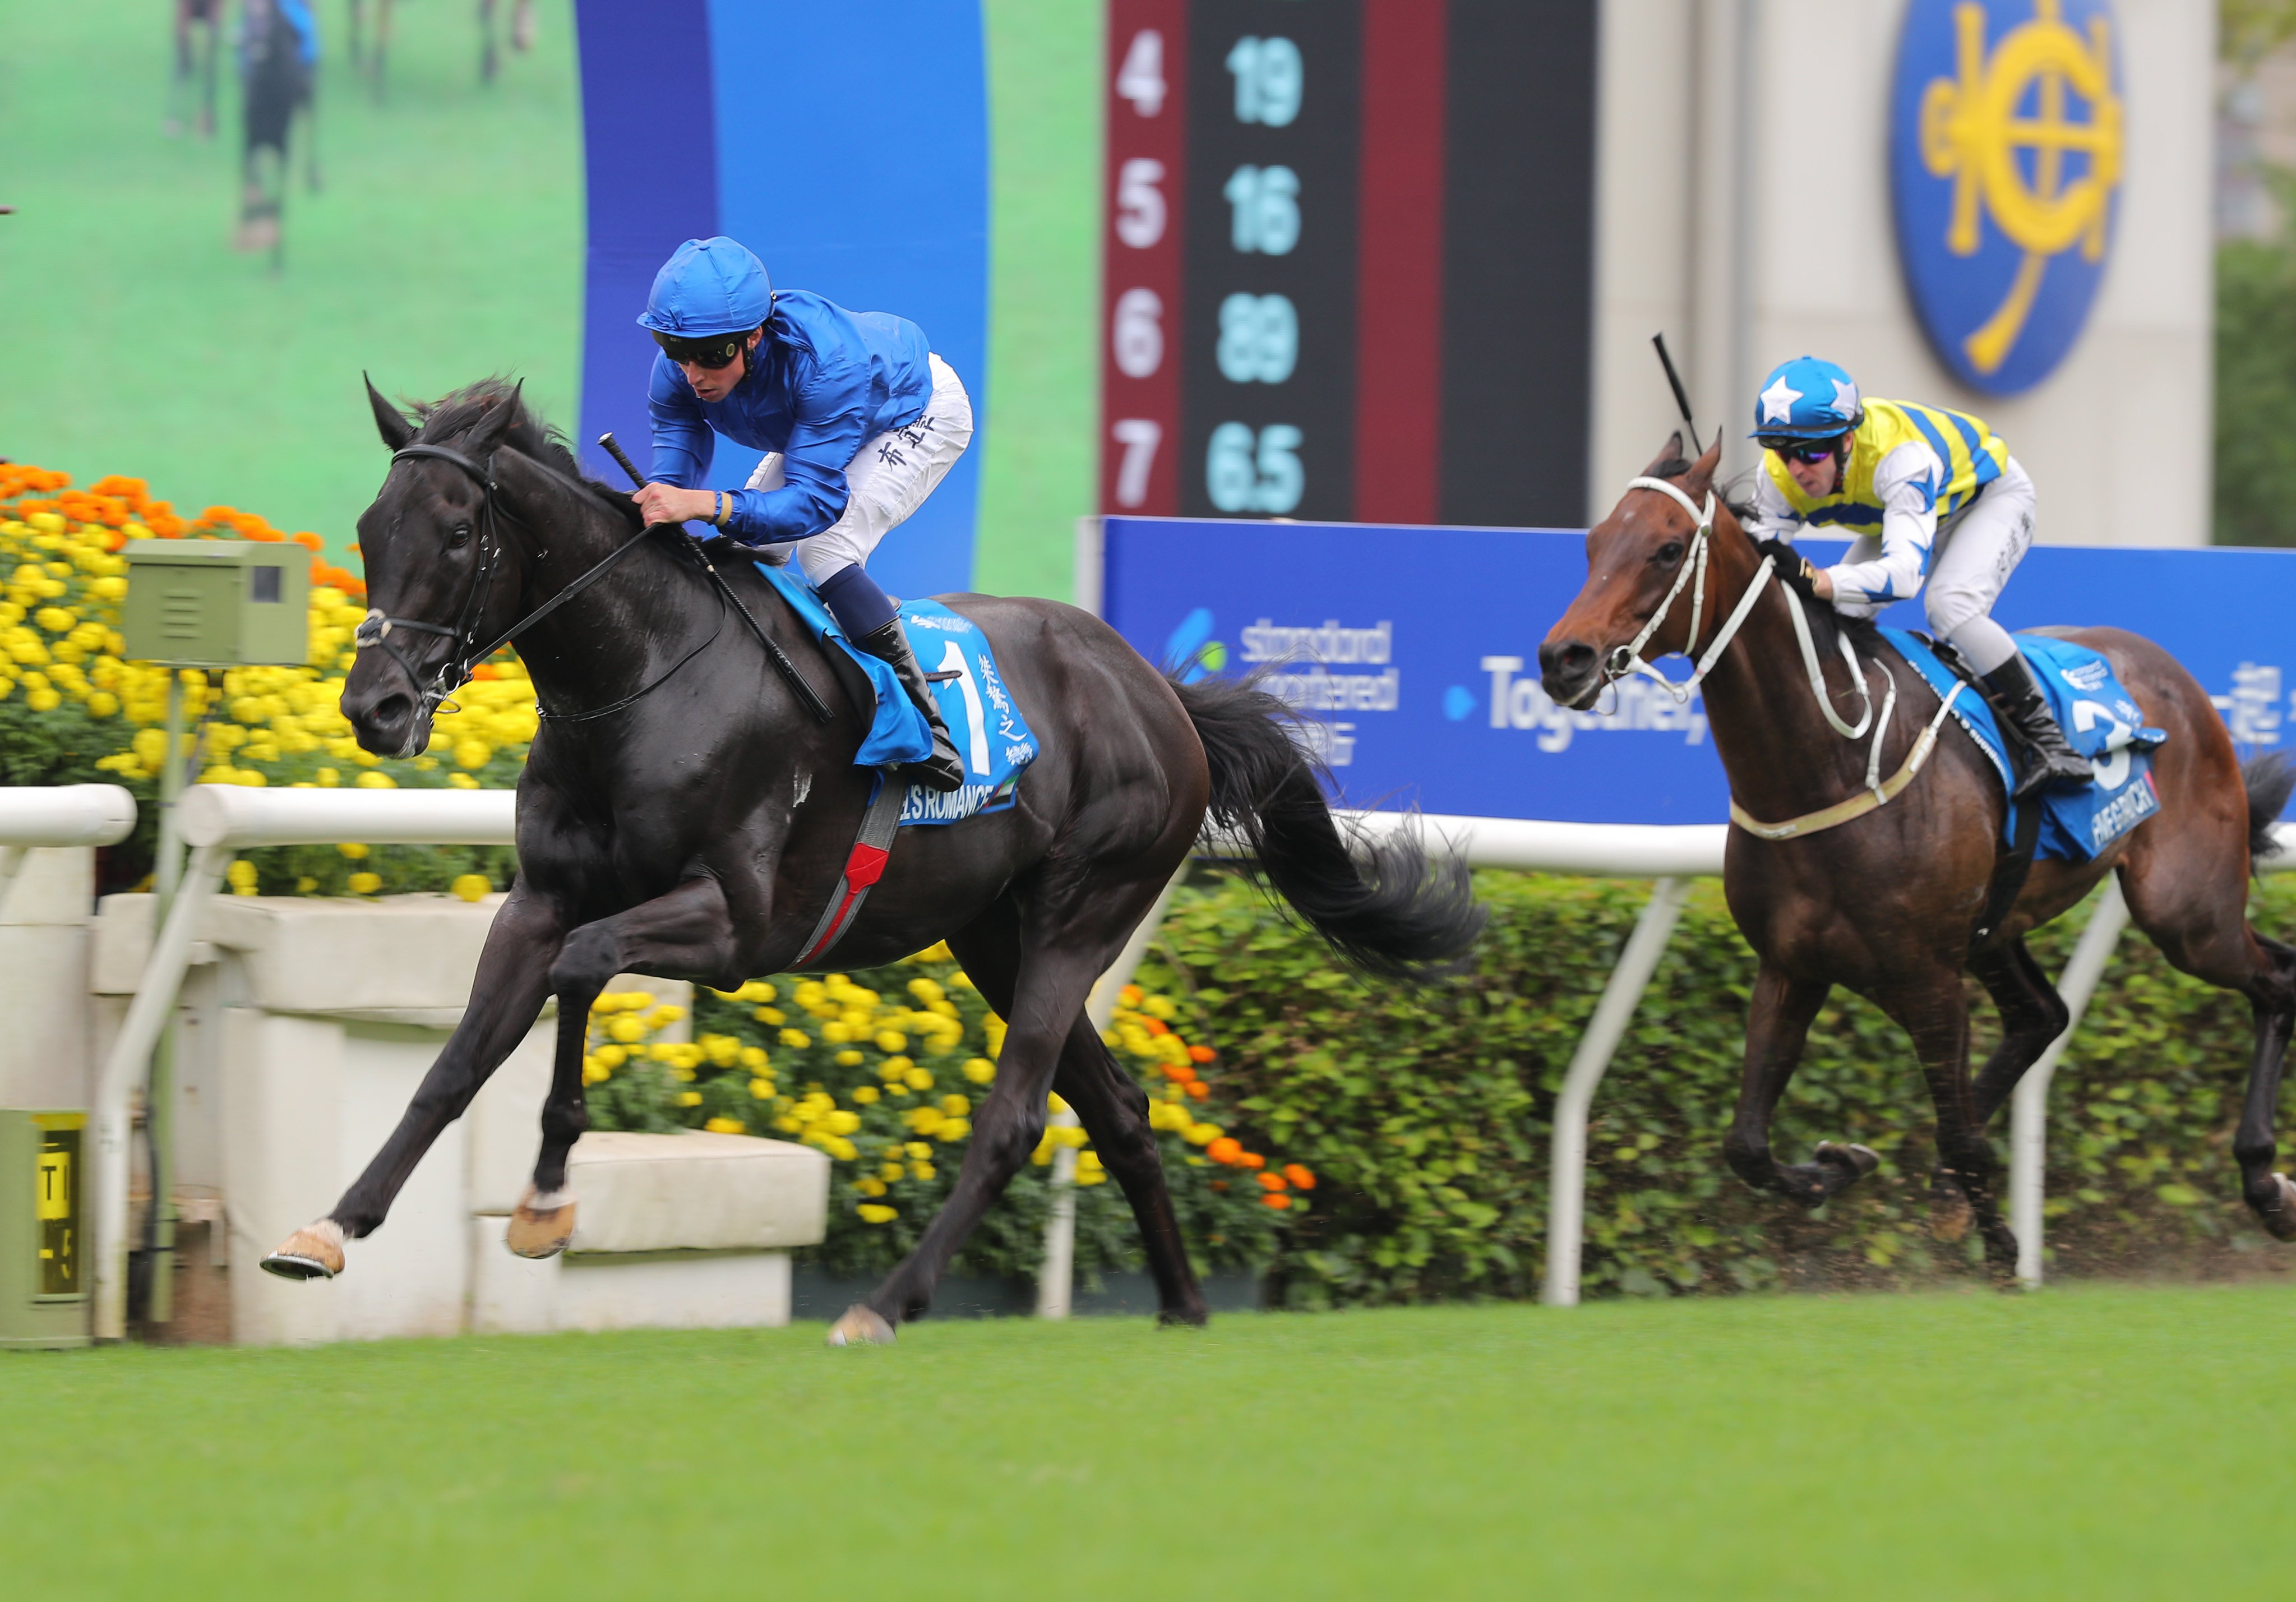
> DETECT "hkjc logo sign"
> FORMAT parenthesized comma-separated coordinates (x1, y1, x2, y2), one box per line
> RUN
(1890, 0, 2123, 396)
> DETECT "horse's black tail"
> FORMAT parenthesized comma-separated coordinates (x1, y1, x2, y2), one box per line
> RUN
(1171, 672, 1486, 980)
(2245, 752, 2296, 869)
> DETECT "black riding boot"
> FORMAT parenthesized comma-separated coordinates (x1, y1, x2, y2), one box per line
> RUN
(1980, 657, 2092, 800)
(853, 619, 967, 792)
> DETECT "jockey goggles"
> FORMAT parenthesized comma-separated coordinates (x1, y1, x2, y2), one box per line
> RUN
(652, 328, 754, 370)
(1759, 436, 1841, 465)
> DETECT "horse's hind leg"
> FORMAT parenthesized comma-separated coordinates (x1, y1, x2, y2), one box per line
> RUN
(1051, 1023, 1208, 1326)
(2120, 839, 2296, 1236)
(1967, 938, 2072, 1128)
(1876, 968, 2017, 1271)
(1723, 963, 1875, 1206)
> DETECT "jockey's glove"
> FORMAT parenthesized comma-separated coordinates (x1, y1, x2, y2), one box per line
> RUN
(1750, 537, 1824, 606)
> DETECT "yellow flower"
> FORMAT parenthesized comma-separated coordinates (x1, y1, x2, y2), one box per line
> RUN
(593, 1045, 627, 1068)
(748, 1077, 775, 1100)
(852, 1084, 880, 1105)
(834, 1048, 864, 1067)
(874, 1029, 907, 1054)
(820, 1021, 851, 1044)
(703, 1116, 745, 1134)
(823, 1135, 858, 1161)
(354, 770, 396, 789)
(938, 1093, 970, 1118)
(779, 1028, 811, 1050)
(823, 1110, 862, 1135)
(336, 842, 368, 859)
(606, 1016, 645, 1044)
(857, 1204, 898, 1225)
(910, 1161, 936, 1182)
(225, 859, 257, 888)
(906, 976, 945, 1005)
(936, 1118, 970, 1143)
(26, 688, 58, 712)
(857, 1176, 888, 1198)
(452, 739, 492, 770)
(447, 772, 479, 790)
(449, 873, 491, 903)
(317, 768, 340, 788)
(347, 871, 382, 895)
(677, 1091, 703, 1107)
(962, 1057, 996, 1085)
(879, 1161, 905, 1183)
(295, 876, 317, 893)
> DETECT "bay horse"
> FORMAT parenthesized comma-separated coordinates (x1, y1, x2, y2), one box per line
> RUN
(1540, 435, 2296, 1272)
(261, 380, 1482, 1340)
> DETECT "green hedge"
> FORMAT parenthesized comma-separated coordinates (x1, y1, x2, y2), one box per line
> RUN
(627, 869, 2296, 1305)
(1138, 869, 2296, 1304)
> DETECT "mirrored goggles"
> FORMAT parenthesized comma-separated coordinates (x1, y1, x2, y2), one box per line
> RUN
(1760, 437, 1838, 466)
(653, 330, 749, 370)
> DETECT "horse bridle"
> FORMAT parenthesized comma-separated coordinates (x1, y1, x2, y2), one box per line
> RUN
(357, 440, 834, 727)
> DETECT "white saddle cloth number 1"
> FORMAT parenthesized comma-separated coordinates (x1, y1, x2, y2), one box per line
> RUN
(936, 640, 992, 776)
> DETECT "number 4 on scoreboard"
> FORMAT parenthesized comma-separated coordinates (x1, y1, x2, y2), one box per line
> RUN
(1116, 30, 1166, 118)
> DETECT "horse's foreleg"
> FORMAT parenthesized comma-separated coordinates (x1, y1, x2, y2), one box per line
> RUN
(1881, 969, 2014, 1270)
(2230, 936, 2296, 1239)
(509, 876, 746, 1257)
(1723, 964, 1867, 1207)
(1967, 939, 2072, 1127)
(262, 889, 563, 1278)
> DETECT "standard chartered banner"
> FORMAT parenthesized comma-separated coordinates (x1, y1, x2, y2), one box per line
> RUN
(1100, 516, 2296, 825)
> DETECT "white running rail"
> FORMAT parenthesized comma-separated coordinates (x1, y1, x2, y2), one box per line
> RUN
(0, 783, 136, 922)
(91, 786, 518, 1339)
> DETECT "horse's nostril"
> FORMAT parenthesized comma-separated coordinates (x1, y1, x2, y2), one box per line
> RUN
(1538, 640, 1595, 678)
(365, 692, 413, 729)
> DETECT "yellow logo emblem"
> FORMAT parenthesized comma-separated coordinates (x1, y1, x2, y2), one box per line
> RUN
(1915, 0, 2122, 377)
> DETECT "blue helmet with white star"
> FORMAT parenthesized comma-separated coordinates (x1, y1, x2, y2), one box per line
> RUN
(1750, 356, 1863, 441)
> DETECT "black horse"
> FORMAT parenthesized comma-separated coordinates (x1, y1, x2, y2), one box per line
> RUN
(261, 381, 1483, 1340)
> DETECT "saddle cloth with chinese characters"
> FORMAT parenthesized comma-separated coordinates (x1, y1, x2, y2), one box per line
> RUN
(1882, 627, 2165, 862)
(754, 562, 1038, 825)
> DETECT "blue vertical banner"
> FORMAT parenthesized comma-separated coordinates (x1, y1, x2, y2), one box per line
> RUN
(574, 0, 991, 597)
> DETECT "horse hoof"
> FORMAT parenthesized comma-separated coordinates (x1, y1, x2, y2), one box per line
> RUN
(825, 1305, 897, 1347)
(505, 1187, 576, 1259)
(260, 1219, 345, 1280)
(1928, 1172, 1974, 1244)
(2258, 1173, 2296, 1242)
(1814, 1141, 1881, 1182)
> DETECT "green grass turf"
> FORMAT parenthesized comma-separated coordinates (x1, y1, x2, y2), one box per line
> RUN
(0, 0, 1101, 594)
(7, 1284, 2294, 1598)
(0, 0, 583, 564)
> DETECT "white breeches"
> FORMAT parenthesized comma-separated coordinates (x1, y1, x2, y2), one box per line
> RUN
(745, 352, 974, 585)
(1838, 455, 2035, 675)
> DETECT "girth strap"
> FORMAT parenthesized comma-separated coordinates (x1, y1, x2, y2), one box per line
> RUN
(794, 773, 908, 967)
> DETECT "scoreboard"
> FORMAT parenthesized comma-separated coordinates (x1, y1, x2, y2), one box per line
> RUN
(1098, 0, 1600, 528)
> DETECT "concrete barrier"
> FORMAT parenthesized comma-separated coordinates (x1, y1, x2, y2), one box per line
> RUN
(93, 891, 826, 1344)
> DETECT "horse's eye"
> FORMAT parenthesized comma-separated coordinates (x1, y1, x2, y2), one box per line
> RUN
(447, 525, 472, 550)
(1654, 541, 1684, 566)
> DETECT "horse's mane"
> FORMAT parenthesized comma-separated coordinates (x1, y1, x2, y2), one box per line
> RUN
(410, 377, 641, 527)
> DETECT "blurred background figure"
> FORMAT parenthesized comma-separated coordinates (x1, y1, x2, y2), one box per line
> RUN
(165, 0, 222, 139)
(478, 0, 535, 85)
(235, 0, 317, 268)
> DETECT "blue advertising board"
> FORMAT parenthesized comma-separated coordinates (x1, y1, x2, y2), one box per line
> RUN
(1100, 517, 2296, 825)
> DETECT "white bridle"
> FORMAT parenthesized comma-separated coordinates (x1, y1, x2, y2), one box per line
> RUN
(1604, 474, 1880, 742)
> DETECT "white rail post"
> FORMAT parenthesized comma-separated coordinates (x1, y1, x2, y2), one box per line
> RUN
(2009, 879, 2130, 1287)
(1037, 871, 1186, 1319)
(1542, 876, 1690, 1307)
(93, 839, 228, 1340)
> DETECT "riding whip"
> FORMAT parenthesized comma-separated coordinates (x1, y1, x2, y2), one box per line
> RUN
(597, 433, 833, 723)
(1651, 333, 1702, 454)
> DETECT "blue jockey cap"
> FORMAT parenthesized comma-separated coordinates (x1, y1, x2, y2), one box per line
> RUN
(1750, 356, 1863, 440)
(638, 237, 773, 337)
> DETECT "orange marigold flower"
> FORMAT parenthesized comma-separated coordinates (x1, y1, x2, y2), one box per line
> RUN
(292, 532, 322, 551)
(1236, 1151, 1265, 1170)
(1184, 1081, 1210, 1101)
(1283, 1164, 1316, 1190)
(1142, 1016, 1170, 1036)
(1186, 1044, 1216, 1064)
(1205, 1136, 1242, 1165)
(1260, 1192, 1291, 1210)
(1158, 1062, 1195, 1084)
(1255, 1170, 1287, 1191)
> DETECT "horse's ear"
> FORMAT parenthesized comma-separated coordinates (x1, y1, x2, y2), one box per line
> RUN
(1642, 432, 1686, 476)
(465, 380, 524, 456)
(365, 373, 415, 451)
(1683, 435, 1724, 494)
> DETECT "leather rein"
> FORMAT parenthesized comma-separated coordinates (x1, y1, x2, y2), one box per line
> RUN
(356, 442, 829, 726)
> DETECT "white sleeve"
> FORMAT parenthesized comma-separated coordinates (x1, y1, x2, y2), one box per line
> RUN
(1821, 442, 1941, 606)
(1739, 472, 1800, 543)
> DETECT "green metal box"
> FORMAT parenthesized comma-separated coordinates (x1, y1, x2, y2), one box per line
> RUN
(0, 1111, 89, 1350)
(121, 539, 311, 668)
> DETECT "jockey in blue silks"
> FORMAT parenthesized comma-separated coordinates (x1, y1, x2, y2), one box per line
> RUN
(631, 236, 971, 791)
(1741, 354, 2090, 798)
